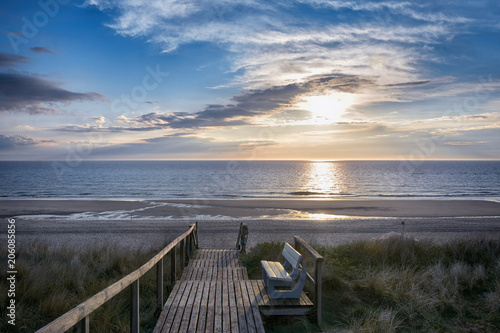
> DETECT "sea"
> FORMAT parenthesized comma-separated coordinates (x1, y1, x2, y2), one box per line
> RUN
(1, 160, 499, 201)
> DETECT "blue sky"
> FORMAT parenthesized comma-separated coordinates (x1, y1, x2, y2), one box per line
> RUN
(0, 0, 499, 160)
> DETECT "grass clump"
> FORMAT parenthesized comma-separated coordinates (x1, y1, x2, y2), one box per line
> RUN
(0, 241, 173, 333)
(242, 236, 500, 333)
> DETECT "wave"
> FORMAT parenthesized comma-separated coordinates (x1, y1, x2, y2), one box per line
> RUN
(289, 191, 325, 196)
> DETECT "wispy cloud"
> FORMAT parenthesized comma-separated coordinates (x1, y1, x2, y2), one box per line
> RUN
(29, 46, 56, 55)
(0, 52, 30, 67)
(85, 0, 459, 91)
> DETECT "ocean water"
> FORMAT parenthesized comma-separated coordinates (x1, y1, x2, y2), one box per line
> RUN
(0, 160, 499, 201)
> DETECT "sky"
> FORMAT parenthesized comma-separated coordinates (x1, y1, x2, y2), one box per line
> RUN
(0, 0, 499, 161)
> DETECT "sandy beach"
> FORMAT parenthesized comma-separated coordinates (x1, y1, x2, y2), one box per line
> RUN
(1, 199, 499, 250)
(2, 198, 500, 218)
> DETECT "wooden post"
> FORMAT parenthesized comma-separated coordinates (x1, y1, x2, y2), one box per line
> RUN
(75, 316, 89, 333)
(170, 247, 176, 284)
(130, 280, 139, 333)
(186, 231, 190, 260)
(157, 258, 164, 309)
(195, 221, 199, 248)
(314, 259, 323, 326)
(236, 222, 242, 249)
(180, 239, 185, 268)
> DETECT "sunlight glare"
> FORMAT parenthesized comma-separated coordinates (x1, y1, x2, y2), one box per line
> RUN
(298, 91, 356, 124)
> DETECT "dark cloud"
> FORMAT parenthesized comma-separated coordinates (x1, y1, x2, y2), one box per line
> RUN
(29, 46, 56, 55)
(0, 52, 30, 67)
(122, 74, 370, 129)
(0, 72, 106, 114)
(0, 134, 38, 150)
(55, 73, 371, 133)
(385, 80, 431, 87)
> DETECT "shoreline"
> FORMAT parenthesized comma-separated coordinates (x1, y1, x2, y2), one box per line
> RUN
(2, 199, 499, 250)
(1, 198, 500, 219)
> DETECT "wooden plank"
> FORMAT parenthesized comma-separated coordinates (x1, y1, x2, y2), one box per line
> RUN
(228, 281, 239, 333)
(283, 243, 302, 266)
(250, 281, 264, 310)
(239, 281, 256, 333)
(205, 281, 216, 333)
(197, 281, 211, 333)
(170, 281, 193, 333)
(157, 281, 189, 333)
(222, 280, 230, 333)
(234, 279, 247, 333)
(244, 281, 264, 333)
(214, 281, 223, 333)
(153, 282, 181, 333)
(188, 281, 205, 333)
(179, 281, 200, 333)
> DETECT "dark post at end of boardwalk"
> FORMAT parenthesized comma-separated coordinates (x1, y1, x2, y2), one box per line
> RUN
(236, 222, 249, 253)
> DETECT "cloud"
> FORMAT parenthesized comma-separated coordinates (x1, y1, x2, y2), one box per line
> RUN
(385, 80, 431, 87)
(86, 0, 465, 91)
(29, 46, 56, 55)
(93, 116, 106, 123)
(0, 134, 42, 150)
(56, 74, 370, 132)
(0, 71, 106, 114)
(89, 132, 275, 158)
(0, 52, 30, 67)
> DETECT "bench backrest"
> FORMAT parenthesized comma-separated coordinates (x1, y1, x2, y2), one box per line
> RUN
(282, 243, 303, 269)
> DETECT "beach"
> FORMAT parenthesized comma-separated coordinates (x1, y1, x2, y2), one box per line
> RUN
(1, 199, 500, 250)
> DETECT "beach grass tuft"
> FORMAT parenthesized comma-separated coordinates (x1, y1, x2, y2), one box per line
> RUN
(0, 241, 172, 333)
(242, 236, 500, 332)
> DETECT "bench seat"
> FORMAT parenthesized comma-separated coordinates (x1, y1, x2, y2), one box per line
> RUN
(261, 261, 293, 283)
(261, 243, 306, 299)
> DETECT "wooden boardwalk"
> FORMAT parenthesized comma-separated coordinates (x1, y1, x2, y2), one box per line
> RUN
(153, 249, 313, 333)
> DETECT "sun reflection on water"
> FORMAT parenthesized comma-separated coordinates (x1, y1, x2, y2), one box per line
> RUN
(300, 161, 347, 197)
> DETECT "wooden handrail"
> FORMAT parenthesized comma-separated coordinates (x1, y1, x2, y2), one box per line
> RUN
(35, 223, 198, 333)
(294, 235, 324, 327)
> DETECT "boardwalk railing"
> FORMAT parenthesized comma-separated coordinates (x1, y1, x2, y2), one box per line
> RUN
(294, 235, 324, 326)
(36, 223, 199, 333)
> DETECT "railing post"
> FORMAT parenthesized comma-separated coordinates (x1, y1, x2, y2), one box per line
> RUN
(180, 239, 185, 267)
(157, 258, 164, 309)
(236, 222, 242, 250)
(195, 221, 199, 248)
(130, 280, 139, 333)
(75, 316, 89, 333)
(314, 259, 323, 326)
(186, 231, 190, 260)
(170, 247, 176, 284)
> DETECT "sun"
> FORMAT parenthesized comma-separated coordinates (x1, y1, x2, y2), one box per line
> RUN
(298, 91, 356, 124)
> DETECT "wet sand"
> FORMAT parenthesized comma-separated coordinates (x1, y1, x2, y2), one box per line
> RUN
(1, 198, 500, 219)
(1, 199, 499, 250)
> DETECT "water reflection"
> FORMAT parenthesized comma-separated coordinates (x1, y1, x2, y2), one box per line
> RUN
(300, 162, 346, 197)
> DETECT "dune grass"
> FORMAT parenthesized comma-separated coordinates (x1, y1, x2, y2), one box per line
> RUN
(242, 236, 500, 333)
(0, 241, 175, 333)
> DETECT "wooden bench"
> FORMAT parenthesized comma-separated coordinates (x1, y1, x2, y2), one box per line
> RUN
(261, 243, 307, 299)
